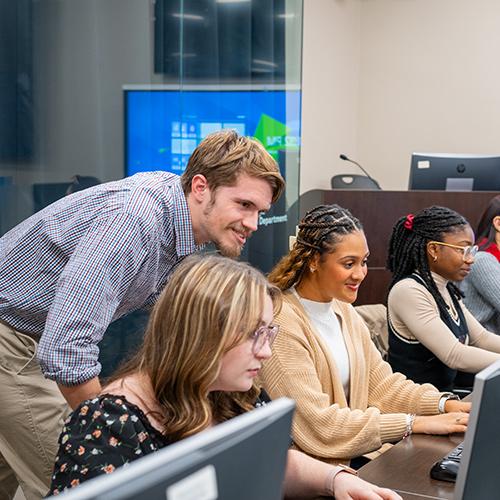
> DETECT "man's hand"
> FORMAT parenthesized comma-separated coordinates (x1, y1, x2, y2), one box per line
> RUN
(58, 377, 102, 410)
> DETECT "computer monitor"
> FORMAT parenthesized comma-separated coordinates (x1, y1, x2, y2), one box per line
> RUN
(123, 85, 301, 177)
(408, 153, 500, 191)
(48, 398, 295, 500)
(454, 360, 500, 500)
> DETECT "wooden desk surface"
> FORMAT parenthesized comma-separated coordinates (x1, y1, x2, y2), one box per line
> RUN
(359, 433, 464, 499)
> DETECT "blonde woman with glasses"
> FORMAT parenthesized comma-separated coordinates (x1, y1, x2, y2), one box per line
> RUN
(387, 205, 500, 392)
(48, 254, 400, 500)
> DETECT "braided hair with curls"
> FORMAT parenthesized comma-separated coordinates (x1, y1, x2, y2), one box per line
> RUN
(387, 205, 469, 313)
(268, 204, 363, 290)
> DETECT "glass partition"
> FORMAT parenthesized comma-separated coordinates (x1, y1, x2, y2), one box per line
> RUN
(0, 0, 303, 375)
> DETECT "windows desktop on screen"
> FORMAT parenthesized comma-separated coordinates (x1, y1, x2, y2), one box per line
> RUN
(124, 88, 301, 176)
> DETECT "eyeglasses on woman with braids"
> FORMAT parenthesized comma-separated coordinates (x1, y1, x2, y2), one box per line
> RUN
(261, 204, 471, 470)
(386, 205, 500, 393)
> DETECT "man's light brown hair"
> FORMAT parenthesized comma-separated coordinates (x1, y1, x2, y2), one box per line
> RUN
(181, 129, 285, 203)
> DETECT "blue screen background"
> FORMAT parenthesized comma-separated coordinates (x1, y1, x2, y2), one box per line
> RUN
(125, 90, 301, 176)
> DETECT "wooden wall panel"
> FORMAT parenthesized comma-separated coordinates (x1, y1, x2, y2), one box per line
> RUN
(298, 190, 498, 304)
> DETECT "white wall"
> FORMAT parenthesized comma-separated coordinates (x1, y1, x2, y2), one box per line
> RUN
(301, 0, 500, 192)
(300, 0, 361, 194)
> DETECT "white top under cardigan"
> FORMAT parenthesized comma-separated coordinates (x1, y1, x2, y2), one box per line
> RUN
(293, 288, 351, 398)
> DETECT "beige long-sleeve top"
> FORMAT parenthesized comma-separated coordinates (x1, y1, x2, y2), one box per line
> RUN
(388, 273, 500, 373)
(260, 291, 443, 465)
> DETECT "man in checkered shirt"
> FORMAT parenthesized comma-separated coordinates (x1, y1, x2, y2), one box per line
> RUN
(0, 129, 284, 499)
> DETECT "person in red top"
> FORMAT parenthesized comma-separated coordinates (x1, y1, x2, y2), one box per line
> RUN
(476, 194, 500, 260)
(462, 195, 500, 333)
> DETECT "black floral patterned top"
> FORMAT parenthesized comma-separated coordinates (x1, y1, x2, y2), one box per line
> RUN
(47, 394, 172, 496)
(47, 391, 272, 496)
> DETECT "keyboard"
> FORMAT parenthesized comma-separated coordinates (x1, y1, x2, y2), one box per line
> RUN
(429, 442, 464, 482)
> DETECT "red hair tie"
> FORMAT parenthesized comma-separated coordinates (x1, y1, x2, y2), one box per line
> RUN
(404, 214, 414, 230)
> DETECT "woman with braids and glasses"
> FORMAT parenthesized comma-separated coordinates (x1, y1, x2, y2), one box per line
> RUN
(48, 254, 400, 500)
(461, 195, 500, 333)
(260, 204, 470, 468)
(387, 205, 500, 393)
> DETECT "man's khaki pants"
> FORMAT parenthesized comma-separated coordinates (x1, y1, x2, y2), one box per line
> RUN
(0, 322, 69, 500)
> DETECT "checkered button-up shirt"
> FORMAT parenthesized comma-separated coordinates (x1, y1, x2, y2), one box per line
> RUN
(0, 172, 202, 385)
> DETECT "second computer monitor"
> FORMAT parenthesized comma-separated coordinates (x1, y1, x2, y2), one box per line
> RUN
(50, 398, 295, 500)
(454, 360, 500, 500)
(409, 153, 500, 191)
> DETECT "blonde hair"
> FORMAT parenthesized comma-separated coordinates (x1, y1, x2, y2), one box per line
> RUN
(180, 129, 285, 203)
(111, 254, 281, 442)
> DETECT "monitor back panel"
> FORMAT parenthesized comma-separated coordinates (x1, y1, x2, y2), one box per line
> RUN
(51, 398, 295, 500)
(454, 361, 500, 499)
(409, 153, 500, 191)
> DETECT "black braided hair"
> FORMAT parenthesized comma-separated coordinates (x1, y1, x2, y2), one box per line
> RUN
(268, 204, 363, 290)
(387, 205, 469, 313)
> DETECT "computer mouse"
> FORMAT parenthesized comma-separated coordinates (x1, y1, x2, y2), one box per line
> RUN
(430, 459, 460, 482)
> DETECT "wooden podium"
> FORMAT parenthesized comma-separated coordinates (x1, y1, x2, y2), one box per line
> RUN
(298, 189, 498, 305)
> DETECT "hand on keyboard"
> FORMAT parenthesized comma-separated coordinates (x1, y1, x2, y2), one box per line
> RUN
(413, 412, 468, 435)
(444, 399, 471, 414)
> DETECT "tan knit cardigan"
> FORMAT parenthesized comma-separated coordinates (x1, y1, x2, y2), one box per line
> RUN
(260, 291, 444, 465)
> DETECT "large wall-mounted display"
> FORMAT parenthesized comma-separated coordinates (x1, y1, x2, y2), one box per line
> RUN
(124, 85, 301, 177)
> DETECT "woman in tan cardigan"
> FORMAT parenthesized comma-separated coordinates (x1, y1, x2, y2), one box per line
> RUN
(261, 204, 471, 465)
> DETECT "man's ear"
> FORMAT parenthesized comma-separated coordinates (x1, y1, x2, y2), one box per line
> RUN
(190, 174, 209, 203)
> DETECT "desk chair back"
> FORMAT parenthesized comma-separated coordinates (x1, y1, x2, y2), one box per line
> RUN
(331, 174, 381, 190)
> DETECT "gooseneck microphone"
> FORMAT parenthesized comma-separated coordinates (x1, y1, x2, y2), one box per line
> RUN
(339, 154, 382, 189)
